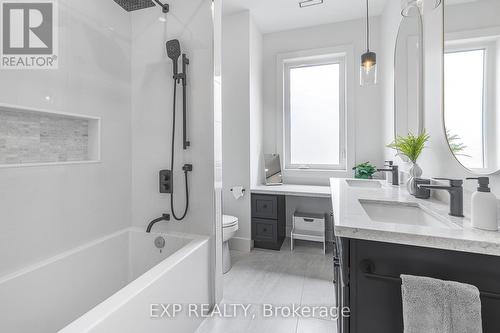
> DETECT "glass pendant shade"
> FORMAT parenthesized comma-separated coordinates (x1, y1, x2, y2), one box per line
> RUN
(360, 51, 377, 86)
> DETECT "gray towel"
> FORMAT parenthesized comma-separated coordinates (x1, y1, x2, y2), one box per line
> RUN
(401, 275, 482, 333)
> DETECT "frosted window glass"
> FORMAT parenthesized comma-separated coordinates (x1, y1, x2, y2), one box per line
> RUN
(289, 63, 340, 166)
(444, 50, 485, 169)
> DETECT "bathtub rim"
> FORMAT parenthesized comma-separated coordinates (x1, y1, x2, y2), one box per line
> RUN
(0, 227, 209, 333)
(0, 227, 202, 285)
(57, 227, 209, 332)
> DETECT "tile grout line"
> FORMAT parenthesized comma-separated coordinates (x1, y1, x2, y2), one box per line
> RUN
(294, 256, 308, 333)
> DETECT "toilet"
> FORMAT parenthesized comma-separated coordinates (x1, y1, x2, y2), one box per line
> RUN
(222, 215, 239, 274)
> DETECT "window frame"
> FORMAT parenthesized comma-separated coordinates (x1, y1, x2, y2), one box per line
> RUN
(282, 53, 347, 171)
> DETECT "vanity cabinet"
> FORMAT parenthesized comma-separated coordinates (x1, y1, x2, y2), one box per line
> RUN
(343, 238, 500, 333)
(251, 194, 286, 250)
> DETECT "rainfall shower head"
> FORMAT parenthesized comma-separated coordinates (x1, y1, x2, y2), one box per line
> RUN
(113, 0, 154, 11)
(166, 39, 181, 75)
(113, 0, 169, 13)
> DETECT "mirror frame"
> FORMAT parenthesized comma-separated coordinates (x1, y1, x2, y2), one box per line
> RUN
(441, 0, 500, 175)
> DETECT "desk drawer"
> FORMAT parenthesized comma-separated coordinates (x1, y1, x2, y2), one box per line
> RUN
(252, 195, 277, 219)
(252, 218, 277, 242)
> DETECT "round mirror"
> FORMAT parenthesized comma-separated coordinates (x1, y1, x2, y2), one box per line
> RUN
(443, 0, 500, 174)
(394, 3, 424, 139)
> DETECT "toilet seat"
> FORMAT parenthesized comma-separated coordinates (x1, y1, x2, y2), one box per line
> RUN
(223, 215, 238, 228)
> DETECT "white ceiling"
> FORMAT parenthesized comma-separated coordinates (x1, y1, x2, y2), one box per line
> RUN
(222, 0, 389, 34)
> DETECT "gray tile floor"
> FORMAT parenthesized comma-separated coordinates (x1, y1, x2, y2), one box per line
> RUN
(196, 239, 337, 333)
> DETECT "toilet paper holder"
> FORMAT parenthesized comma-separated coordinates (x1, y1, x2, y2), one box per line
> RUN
(230, 188, 246, 193)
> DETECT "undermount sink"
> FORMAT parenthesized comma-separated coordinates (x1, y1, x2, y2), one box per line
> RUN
(346, 179, 382, 188)
(359, 199, 460, 229)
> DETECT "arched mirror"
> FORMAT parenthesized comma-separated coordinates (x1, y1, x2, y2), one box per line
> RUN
(394, 2, 424, 138)
(443, 0, 500, 174)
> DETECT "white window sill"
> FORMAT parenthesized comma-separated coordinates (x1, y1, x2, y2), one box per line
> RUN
(283, 168, 354, 185)
(285, 167, 348, 172)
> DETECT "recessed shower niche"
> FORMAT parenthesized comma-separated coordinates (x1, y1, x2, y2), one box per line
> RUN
(0, 104, 100, 166)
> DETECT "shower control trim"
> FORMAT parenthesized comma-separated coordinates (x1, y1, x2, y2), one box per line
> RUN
(159, 170, 173, 194)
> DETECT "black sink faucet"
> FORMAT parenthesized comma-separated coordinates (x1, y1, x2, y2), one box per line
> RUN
(418, 178, 464, 217)
(377, 161, 399, 185)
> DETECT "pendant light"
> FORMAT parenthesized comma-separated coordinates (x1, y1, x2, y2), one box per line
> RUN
(360, 0, 377, 86)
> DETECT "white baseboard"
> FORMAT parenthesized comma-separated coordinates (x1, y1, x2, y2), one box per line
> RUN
(229, 237, 253, 252)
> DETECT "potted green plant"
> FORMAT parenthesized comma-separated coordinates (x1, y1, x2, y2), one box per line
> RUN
(353, 162, 377, 179)
(387, 131, 430, 195)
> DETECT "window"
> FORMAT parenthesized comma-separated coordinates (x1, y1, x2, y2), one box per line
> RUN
(444, 48, 486, 169)
(284, 55, 346, 170)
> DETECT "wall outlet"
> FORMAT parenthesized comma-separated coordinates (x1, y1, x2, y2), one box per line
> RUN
(159, 170, 172, 193)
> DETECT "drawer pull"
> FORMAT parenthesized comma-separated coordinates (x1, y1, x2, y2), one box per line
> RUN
(303, 218, 315, 222)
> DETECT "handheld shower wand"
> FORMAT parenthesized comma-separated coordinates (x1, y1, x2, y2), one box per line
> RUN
(162, 39, 191, 221)
(166, 39, 181, 77)
(166, 39, 190, 149)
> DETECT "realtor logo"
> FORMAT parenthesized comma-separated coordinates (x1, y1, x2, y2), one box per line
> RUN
(1, 0, 58, 69)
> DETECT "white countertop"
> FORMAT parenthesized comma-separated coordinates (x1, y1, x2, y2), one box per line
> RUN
(251, 184, 331, 198)
(330, 178, 500, 257)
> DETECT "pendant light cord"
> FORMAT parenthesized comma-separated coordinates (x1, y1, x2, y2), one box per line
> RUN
(366, 0, 370, 52)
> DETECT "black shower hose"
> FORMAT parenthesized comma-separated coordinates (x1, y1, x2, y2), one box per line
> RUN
(170, 81, 189, 221)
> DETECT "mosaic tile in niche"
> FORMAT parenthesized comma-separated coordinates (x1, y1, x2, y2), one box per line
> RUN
(0, 109, 90, 164)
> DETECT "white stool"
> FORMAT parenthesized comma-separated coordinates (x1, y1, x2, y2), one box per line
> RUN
(291, 211, 326, 254)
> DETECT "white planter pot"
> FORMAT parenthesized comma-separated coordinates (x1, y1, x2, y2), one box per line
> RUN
(407, 162, 423, 195)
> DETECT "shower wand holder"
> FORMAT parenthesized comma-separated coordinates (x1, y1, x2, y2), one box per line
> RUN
(173, 73, 186, 82)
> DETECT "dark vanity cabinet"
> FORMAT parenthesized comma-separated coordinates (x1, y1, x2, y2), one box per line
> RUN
(340, 238, 500, 333)
(251, 194, 286, 250)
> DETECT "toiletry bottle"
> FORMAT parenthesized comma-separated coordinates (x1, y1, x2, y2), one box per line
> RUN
(385, 161, 394, 185)
(467, 177, 498, 231)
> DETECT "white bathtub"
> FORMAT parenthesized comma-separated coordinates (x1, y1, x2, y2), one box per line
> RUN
(0, 228, 211, 333)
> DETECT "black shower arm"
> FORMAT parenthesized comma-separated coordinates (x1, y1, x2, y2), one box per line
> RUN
(153, 0, 169, 13)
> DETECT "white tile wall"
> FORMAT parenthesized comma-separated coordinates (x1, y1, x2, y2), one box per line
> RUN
(0, 0, 132, 276)
(130, 0, 216, 237)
